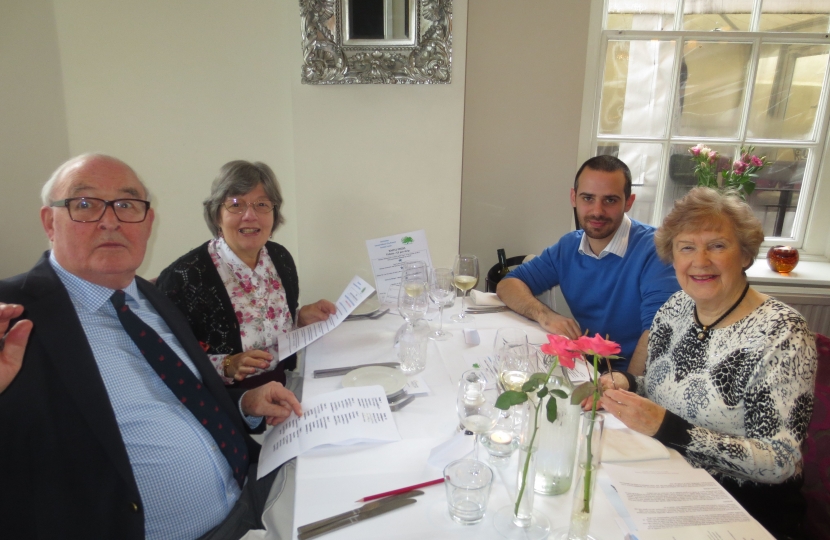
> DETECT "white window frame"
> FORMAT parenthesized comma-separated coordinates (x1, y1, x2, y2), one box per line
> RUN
(577, 0, 830, 262)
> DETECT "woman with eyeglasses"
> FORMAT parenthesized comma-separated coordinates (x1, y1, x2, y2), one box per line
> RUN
(156, 161, 335, 390)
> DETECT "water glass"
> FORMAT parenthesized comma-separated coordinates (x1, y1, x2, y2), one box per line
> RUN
(398, 320, 429, 374)
(444, 459, 493, 525)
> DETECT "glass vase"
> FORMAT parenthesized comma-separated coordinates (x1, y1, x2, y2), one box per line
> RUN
(577, 411, 604, 469)
(534, 370, 581, 495)
(493, 401, 550, 540)
(552, 413, 604, 540)
(566, 463, 599, 540)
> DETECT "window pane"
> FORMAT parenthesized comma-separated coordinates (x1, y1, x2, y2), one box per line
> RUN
(745, 147, 808, 238)
(597, 142, 664, 225)
(760, 1, 830, 33)
(747, 44, 830, 140)
(683, 0, 752, 31)
(672, 41, 752, 138)
(607, 0, 676, 30)
(599, 40, 676, 137)
(665, 143, 737, 216)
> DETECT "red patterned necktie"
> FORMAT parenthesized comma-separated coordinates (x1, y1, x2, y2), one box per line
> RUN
(110, 290, 248, 487)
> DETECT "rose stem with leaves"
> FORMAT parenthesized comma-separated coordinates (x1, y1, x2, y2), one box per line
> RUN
(582, 354, 600, 514)
(512, 359, 559, 516)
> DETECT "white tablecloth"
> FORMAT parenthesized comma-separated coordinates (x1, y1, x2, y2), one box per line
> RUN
(288, 302, 681, 540)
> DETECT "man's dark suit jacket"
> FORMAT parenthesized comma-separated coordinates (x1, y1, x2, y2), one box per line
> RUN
(0, 253, 262, 539)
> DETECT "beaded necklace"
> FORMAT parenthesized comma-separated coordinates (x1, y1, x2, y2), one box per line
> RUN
(693, 282, 750, 341)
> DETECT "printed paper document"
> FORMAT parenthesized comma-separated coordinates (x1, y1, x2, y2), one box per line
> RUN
(275, 275, 374, 361)
(258, 386, 401, 479)
(604, 463, 774, 539)
(365, 230, 432, 306)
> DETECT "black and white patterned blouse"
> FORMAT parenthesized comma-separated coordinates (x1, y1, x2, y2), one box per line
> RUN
(637, 290, 816, 489)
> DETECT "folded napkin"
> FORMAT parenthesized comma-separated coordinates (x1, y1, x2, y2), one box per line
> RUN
(602, 417, 671, 462)
(470, 290, 506, 307)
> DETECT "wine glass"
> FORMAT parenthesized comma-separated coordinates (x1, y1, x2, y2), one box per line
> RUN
(397, 272, 429, 329)
(498, 343, 534, 393)
(457, 370, 500, 460)
(428, 268, 455, 340)
(493, 328, 529, 380)
(450, 254, 479, 322)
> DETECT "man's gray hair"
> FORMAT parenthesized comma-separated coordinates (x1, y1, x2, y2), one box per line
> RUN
(203, 160, 285, 238)
(41, 153, 150, 205)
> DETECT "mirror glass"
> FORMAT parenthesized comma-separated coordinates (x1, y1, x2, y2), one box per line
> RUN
(345, 0, 414, 43)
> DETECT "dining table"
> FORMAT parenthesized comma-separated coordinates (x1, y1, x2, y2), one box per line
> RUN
(284, 301, 692, 540)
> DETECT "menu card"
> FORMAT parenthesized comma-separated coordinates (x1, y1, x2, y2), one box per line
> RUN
(257, 386, 401, 479)
(365, 230, 432, 306)
(275, 275, 374, 361)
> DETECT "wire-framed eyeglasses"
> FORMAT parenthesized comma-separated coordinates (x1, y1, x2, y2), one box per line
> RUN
(50, 197, 151, 223)
(223, 198, 275, 214)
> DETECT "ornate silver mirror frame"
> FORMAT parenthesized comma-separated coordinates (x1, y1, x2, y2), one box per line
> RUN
(300, 0, 453, 84)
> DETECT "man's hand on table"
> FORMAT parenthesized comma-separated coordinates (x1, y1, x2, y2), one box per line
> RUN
(241, 382, 303, 426)
(538, 311, 581, 340)
(0, 303, 32, 394)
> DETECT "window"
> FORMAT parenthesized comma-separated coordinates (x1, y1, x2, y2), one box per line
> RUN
(588, 0, 830, 246)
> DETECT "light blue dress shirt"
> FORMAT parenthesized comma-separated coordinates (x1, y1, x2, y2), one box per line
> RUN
(50, 254, 241, 540)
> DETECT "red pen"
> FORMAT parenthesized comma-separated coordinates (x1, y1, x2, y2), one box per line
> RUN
(355, 478, 445, 502)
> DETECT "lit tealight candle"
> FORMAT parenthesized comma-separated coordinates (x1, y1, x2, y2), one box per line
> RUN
(489, 431, 513, 445)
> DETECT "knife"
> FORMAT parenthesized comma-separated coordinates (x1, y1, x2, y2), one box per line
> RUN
(313, 362, 400, 378)
(297, 490, 422, 535)
(297, 497, 418, 539)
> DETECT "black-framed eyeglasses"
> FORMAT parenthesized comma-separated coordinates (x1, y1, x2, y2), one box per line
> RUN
(50, 197, 151, 223)
(223, 198, 275, 215)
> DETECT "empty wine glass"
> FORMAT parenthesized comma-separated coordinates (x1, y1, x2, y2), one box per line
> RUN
(428, 268, 455, 341)
(457, 370, 500, 460)
(450, 254, 479, 323)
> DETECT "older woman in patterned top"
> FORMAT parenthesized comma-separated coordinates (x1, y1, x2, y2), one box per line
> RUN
(156, 161, 335, 390)
(597, 187, 816, 540)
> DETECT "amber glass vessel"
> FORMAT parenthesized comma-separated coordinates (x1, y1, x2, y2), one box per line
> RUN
(767, 246, 799, 273)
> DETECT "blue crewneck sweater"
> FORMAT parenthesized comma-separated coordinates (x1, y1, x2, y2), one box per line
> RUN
(507, 219, 679, 370)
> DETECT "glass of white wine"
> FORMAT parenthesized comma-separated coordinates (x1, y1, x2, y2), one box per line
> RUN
(398, 274, 429, 329)
(450, 254, 479, 323)
(457, 370, 500, 460)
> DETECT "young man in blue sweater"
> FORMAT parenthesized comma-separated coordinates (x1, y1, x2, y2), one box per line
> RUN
(497, 156, 679, 374)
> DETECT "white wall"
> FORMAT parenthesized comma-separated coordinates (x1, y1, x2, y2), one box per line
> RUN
(0, 0, 70, 277)
(0, 0, 467, 304)
(459, 1, 592, 291)
(50, 0, 301, 282)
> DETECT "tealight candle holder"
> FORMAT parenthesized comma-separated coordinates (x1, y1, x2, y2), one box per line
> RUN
(767, 245, 799, 274)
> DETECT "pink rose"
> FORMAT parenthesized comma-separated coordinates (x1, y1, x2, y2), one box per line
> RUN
(266, 307, 276, 320)
(750, 155, 764, 167)
(708, 150, 718, 164)
(572, 334, 621, 358)
(540, 334, 581, 369)
(689, 144, 703, 157)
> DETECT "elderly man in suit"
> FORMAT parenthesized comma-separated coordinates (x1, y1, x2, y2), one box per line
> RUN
(0, 154, 300, 540)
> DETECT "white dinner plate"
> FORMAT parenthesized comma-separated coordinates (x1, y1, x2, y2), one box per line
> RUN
(350, 293, 380, 316)
(342, 366, 407, 396)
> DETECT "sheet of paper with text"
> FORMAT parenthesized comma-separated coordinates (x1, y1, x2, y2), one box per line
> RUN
(365, 230, 432, 306)
(257, 386, 401, 478)
(275, 275, 375, 361)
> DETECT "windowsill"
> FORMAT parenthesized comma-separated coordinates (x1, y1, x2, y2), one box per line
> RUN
(746, 259, 830, 292)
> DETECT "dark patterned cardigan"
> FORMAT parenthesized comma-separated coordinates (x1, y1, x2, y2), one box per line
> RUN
(155, 241, 300, 387)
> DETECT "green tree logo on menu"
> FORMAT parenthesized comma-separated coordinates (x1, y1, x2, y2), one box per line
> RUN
(401, 236, 414, 244)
